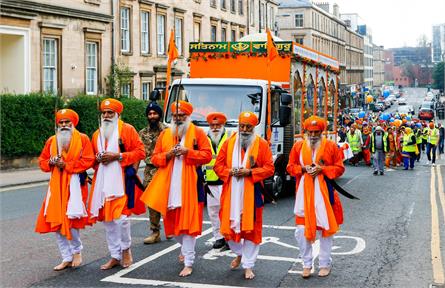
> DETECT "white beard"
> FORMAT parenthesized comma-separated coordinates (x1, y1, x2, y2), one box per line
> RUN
(209, 128, 224, 146)
(171, 117, 191, 139)
(57, 127, 73, 152)
(240, 132, 254, 150)
(101, 114, 118, 141)
(307, 136, 322, 150)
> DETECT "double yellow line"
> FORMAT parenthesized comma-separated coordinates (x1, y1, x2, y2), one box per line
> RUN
(430, 165, 445, 284)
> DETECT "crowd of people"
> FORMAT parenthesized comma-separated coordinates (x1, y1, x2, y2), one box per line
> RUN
(35, 97, 349, 280)
(337, 110, 444, 173)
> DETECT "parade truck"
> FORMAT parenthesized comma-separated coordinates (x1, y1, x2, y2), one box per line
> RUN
(161, 37, 340, 198)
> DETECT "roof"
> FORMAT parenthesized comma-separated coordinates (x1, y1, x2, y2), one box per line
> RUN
(278, 0, 312, 8)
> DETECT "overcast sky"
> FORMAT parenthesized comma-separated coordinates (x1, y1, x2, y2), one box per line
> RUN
(327, 0, 445, 48)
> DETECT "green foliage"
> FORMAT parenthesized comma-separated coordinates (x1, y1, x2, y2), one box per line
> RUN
(1, 93, 150, 158)
(432, 62, 444, 90)
(1, 93, 61, 157)
(105, 63, 134, 98)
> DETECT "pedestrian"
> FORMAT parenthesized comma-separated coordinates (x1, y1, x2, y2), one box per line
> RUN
(438, 123, 444, 155)
(385, 127, 397, 168)
(35, 109, 95, 271)
(213, 111, 274, 280)
(286, 115, 345, 278)
(204, 112, 230, 249)
(415, 126, 423, 162)
(370, 126, 388, 175)
(88, 98, 146, 270)
(401, 127, 417, 170)
(361, 126, 372, 166)
(426, 122, 439, 166)
(421, 123, 428, 152)
(141, 100, 212, 277)
(346, 124, 362, 166)
(139, 101, 167, 244)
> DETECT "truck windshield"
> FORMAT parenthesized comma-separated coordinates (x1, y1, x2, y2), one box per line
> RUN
(165, 84, 263, 126)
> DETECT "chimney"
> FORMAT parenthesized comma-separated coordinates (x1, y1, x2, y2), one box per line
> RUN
(315, 2, 330, 13)
(333, 3, 339, 17)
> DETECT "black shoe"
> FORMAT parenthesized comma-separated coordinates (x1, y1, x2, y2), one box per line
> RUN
(220, 242, 230, 251)
(379, 171, 384, 175)
(213, 238, 226, 249)
(373, 171, 378, 175)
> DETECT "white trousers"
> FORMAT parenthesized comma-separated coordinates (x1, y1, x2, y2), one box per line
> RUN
(175, 235, 196, 267)
(294, 225, 333, 268)
(103, 215, 131, 260)
(207, 185, 223, 240)
(56, 229, 82, 263)
(228, 240, 260, 269)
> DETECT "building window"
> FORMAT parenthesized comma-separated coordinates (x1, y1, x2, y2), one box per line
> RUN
(120, 7, 130, 52)
(210, 0, 216, 7)
(250, 0, 254, 26)
(141, 11, 150, 54)
(231, 29, 236, 41)
(175, 17, 183, 55)
(86, 42, 98, 95)
(295, 37, 304, 45)
(238, 0, 243, 15)
(269, 7, 274, 28)
(240, 30, 244, 38)
(231, 0, 236, 13)
(42, 38, 58, 93)
(142, 82, 150, 100)
(220, 0, 226, 10)
(121, 83, 131, 97)
(157, 14, 166, 55)
(221, 27, 226, 41)
(211, 25, 217, 42)
(295, 13, 303, 27)
(194, 21, 201, 42)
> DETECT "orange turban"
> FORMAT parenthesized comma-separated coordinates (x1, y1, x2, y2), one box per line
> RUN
(238, 111, 258, 126)
(56, 109, 79, 127)
(171, 100, 193, 115)
(429, 122, 435, 128)
(101, 98, 123, 114)
(303, 115, 326, 131)
(206, 112, 227, 124)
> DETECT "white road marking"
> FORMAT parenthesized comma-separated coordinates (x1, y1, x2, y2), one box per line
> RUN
(0, 182, 47, 192)
(430, 165, 445, 284)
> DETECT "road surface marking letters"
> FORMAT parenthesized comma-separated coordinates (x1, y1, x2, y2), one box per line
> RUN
(105, 220, 365, 285)
(430, 165, 444, 284)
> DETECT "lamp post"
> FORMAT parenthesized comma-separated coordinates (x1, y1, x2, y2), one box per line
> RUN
(442, 51, 445, 93)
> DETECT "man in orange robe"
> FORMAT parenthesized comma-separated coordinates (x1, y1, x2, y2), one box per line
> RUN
(286, 115, 345, 279)
(213, 112, 274, 280)
(36, 109, 95, 271)
(88, 98, 146, 270)
(141, 100, 212, 277)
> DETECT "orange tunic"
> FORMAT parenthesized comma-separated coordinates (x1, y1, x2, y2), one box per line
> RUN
(35, 130, 95, 240)
(214, 134, 274, 245)
(88, 121, 146, 223)
(286, 139, 345, 241)
(140, 124, 212, 237)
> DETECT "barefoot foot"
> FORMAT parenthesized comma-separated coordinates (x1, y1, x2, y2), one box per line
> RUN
(53, 261, 72, 271)
(121, 248, 133, 268)
(178, 254, 185, 264)
(179, 266, 193, 277)
(230, 256, 241, 270)
(100, 258, 120, 270)
(72, 253, 82, 268)
(244, 268, 255, 280)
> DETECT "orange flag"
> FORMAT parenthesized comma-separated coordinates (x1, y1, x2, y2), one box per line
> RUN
(165, 29, 179, 109)
(266, 28, 278, 62)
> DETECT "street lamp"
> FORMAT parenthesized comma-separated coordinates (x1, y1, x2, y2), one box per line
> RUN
(442, 51, 445, 94)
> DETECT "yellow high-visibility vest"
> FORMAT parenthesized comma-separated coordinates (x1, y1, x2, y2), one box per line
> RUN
(205, 132, 229, 182)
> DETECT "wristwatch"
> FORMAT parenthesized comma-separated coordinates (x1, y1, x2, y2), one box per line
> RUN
(118, 153, 123, 161)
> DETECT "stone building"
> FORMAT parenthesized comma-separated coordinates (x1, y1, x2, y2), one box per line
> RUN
(373, 44, 384, 87)
(0, 0, 113, 96)
(276, 0, 364, 91)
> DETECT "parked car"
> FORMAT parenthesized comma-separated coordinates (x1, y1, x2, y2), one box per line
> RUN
(418, 107, 434, 120)
(387, 94, 397, 103)
(397, 98, 407, 105)
(421, 101, 435, 110)
(349, 108, 363, 118)
(376, 101, 386, 111)
(384, 99, 392, 107)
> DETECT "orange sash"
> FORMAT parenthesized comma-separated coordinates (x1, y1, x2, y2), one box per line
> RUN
(141, 124, 201, 234)
(38, 129, 82, 240)
(300, 138, 339, 241)
(220, 133, 260, 236)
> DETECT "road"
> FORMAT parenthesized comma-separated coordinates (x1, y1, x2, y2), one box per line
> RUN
(1, 88, 444, 288)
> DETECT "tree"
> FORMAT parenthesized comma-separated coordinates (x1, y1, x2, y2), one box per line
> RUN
(432, 62, 444, 91)
(401, 60, 416, 86)
(416, 34, 429, 47)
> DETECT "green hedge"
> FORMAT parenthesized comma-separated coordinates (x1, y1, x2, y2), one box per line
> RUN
(1, 93, 150, 158)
